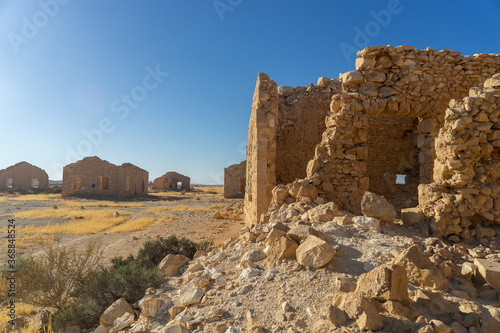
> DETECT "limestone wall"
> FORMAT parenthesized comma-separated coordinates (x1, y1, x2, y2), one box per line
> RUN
(224, 160, 246, 198)
(0, 162, 49, 190)
(62, 156, 148, 198)
(153, 172, 190, 191)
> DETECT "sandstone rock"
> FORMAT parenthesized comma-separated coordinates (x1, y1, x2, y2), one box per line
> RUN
(332, 292, 377, 320)
(277, 86, 294, 96)
(289, 180, 318, 200)
(394, 245, 446, 290)
(484, 74, 500, 88)
(335, 276, 356, 292)
(266, 236, 298, 261)
(307, 202, 338, 222)
(158, 254, 191, 277)
(317, 77, 331, 87)
(242, 249, 267, 262)
(341, 70, 363, 84)
(355, 264, 410, 305)
(113, 211, 120, 218)
(461, 262, 476, 278)
(108, 312, 135, 333)
(357, 309, 383, 331)
(286, 225, 326, 244)
(140, 295, 173, 318)
(100, 298, 134, 327)
(401, 207, 425, 226)
(263, 229, 287, 247)
(474, 258, 500, 293)
(325, 305, 346, 327)
(333, 216, 353, 225)
(352, 216, 380, 231)
(179, 288, 204, 306)
(185, 262, 204, 274)
(430, 319, 451, 333)
(481, 305, 500, 333)
(361, 191, 396, 223)
(449, 322, 468, 333)
(239, 267, 261, 280)
(296, 235, 336, 268)
(475, 225, 495, 239)
(159, 324, 191, 333)
(93, 325, 106, 333)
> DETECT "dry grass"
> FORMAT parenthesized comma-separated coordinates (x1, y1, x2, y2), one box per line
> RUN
(169, 204, 220, 212)
(193, 185, 223, 194)
(17, 234, 59, 249)
(0, 303, 40, 333)
(108, 215, 175, 233)
(145, 206, 170, 213)
(62, 200, 144, 208)
(0, 193, 61, 202)
(12, 207, 130, 220)
(18, 215, 129, 235)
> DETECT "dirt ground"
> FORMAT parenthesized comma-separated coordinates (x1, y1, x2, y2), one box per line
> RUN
(0, 186, 243, 265)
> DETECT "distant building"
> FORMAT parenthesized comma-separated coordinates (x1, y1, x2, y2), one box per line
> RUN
(0, 162, 49, 190)
(62, 156, 148, 198)
(153, 172, 190, 191)
(224, 160, 246, 198)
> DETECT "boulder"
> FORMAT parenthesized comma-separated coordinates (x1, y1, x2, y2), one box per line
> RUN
(159, 324, 191, 333)
(108, 312, 135, 333)
(325, 305, 346, 327)
(307, 202, 338, 222)
(430, 319, 451, 333)
(239, 268, 262, 280)
(179, 288, 204, 306)
(341, 70, 363, 84)
(100, 298, 134, 327)
(289, 180, 318, 200)
(286, 225, 326, 244)
(158, 254, 190, 277)
(352, 216, 380, 231)
(266, 236, 298, 261)
(394, 245, 446, 290)
(401, 207, 425, 226)
(481, 305, 500, 333)
(484, 74, 500, 88)
(355, 264, 410, 305)
(296, 235, 336, 268)
(263, 229, 287, 247)
(140, 295, 173, 318)
(242, 249, 267, 262)
(474, 258, 500, 293)
(361, 191, 396, 223)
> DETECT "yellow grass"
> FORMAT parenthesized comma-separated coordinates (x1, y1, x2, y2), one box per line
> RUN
(0, 193, 61, 202)
(17, 234, 59, 249)
(18, 215, 129, 235)
(193, 185, 223, 194)
(108, 215, 175, 233)
(12, 207, 130, 220)
(145, 206, 170, 213)
(169, 204, 221, 212)
(0, 303, 41, 333)
(62, 200, 144, 208)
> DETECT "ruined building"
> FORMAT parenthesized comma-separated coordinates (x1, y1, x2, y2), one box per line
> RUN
(0, 161, 49, 190)
(153, 172, 190, 191)
(244, 45, 500, 239)
(224, 160, 246, 198)
(62, 156, 148, 198)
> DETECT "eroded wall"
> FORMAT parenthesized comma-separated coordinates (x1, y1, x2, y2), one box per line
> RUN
(224, 160, 246, 198)
(153, 172, 190, 191)
(0, 162, 49, 190)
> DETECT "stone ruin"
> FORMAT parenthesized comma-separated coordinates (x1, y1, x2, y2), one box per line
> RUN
(152, 171, 190, 191)
(244, 45, 500, 240)
(62, 156, 148, 198)
(224, 160, 246, 198)
(0, 161, 49, 190)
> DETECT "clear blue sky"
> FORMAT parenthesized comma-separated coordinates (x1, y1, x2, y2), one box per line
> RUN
(1, 0, 499, 184)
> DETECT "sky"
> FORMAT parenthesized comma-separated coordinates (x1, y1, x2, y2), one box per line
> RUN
(0, 0, 499, 184)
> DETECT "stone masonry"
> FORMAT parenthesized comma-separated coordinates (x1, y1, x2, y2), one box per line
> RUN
(224, 160, 246, 198)
(62, 156, 148, 198)
(152, 172, 190, 191)
(0, 161, 49, 190)
(245, 45, 500, 239)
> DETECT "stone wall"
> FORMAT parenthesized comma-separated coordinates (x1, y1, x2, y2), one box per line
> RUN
(224, 160, 246, 198)
(62, 156, 148, 198)
(0, 162, 48, 190)
(153, 172, 190, 191)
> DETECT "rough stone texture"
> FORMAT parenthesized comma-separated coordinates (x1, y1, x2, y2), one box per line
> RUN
(99, 298, 134, 327)
(286, 225, 326, 244)
(307, 202, 339, 222)
(360, 191, 396, 222)
(295, 235, 336, 268)
(158, 254, 190, 277)
(159, 324, 191, 333)
(474, 258, 500, 293)
(265, 236, 298, 261)
(179, 288, 204, 306)
(108, 312, 135, 333)
(0, 161, 49, 190)
(481, 305, 500, 333)
(401, 207, 425, 225)
(153, 171, 190, 191)
(224, 160, 246, 198)
(394, 245, 446, 290)
(62, 156, 148, 198)
(355, 264, 410, 305)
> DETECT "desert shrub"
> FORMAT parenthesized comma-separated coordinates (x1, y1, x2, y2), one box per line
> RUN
(196, 239, 214, 252)
(135, 235, 198, 268)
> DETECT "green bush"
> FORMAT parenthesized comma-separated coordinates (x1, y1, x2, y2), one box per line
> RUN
(136, 235, 198, 268)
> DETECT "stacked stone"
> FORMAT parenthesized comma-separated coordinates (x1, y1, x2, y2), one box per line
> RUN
(420, 74, 500, 237)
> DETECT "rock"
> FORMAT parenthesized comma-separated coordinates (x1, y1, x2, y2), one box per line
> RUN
(266, 236, 298, 261)
(325, 305, 346, 327)
(140, 295, 173, 318)
(461, 262, 477, 278)
(100, 298, 134, 327)
(307, 202, 338, 222)
(341, 70, 363, 84)
(333, 216, 353, 225)
(289, 180, 318, 200)
(239, 267, 261, 280)
(317, 77, 331, 87)
(277, 86, 294, 96)
(484, 74, 500, 88)
(179, 288, 204, 306)
(394, 245, 447, 290)
(430, 319, 451, 333)
(93, 325, 106, 333)
(113, 211, 119, 218)
(242, 249, 267, 262)
(481, 305, 500, 333)
(361, 191, 396, 223)
(450, 322, 468, 333)
(401, 207, 425, 225)
(476, 225, 495, 239)
(335, 276, 356, 292)
(33, 309, 51, 332)
(357, 307, 384, 331)
(479, 289, 497, 300)
(212, 273, 227, 288)
(286, 225, 326, 244)
(159, 323, 191, 333)
(108, 312, 135, 333)
(474, 258, 500, 293)
(417, 325, 435, 333)
(61, 327, 80, 333)
(158, 254, 191, 277)
(355, 264, 410, 305)
(352, 216, 380, 231)
(263, 229, 287, 247)
(296, 235, 336, 268)
(185, 262, 204, 274)
(332, 293, 377, 320)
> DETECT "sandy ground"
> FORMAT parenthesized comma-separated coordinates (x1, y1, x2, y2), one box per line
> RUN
(0, 187, 243, 265)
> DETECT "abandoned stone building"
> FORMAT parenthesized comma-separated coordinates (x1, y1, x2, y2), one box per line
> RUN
(152, 172, 190, 191)
(224, 160, 246, 198)
(0, 161, 49, 190)
(244, 45, 500, 240)
(62, 156, 148, 198)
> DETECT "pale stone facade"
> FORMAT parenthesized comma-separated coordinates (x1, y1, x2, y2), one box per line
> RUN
(0, 162, 49, 190)
(62, 156, 148, 198)
(224, 160, 246, 198)
(153, 172, 190, 191)
(245, 45, 500, 240)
